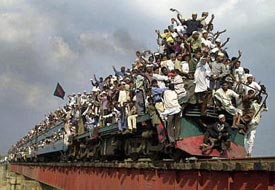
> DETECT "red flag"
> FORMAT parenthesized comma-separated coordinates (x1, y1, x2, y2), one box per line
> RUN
(53, 83, 65, 99)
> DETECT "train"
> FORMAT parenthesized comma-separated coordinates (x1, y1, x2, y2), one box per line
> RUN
(9, 103, 250, 163)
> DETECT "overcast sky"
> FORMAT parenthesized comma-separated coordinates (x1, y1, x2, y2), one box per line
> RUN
(0, 0, 274, 156)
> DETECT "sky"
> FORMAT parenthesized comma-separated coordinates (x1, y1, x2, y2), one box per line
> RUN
(0, 0, 274, 156)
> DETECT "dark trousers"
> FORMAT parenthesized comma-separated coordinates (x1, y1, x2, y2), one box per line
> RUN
(136, 90, 145, 115)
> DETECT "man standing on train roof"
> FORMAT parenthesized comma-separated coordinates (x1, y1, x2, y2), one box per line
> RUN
(182, 12, 203, 36)
(209, 52, 227, 91)
(162, 83, 182, 145)
(194, 54, 211, 115)
(200, 114, 231, 154)
(245, 96, 268, 157)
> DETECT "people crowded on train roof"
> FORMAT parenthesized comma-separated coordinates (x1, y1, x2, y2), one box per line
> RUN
(11, 10, 267, 158)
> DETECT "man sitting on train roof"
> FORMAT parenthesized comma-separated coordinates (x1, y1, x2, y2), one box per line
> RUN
(200, 114, 231, 154)
(214, 81, 242, 128)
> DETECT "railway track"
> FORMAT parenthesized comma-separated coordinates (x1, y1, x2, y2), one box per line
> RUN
(11, 156, 275, 172)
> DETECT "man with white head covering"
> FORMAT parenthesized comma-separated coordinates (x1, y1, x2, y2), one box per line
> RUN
(244, 74, 261, 95)
(209, 52, 227, 90)
(182, 12, 203, 36)
(200, 114, 231, 153)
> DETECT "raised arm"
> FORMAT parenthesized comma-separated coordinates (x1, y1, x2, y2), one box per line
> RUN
(199, 14, 208, 22)
(90, 79, 96, 86)
(155, 30, 162, 39)
(221, 37, 230, 48)
(94, 74, 98, 83)
(112, 65, 119, 75)
(171, 18, 179, 26)
(231, 50, 242, 66)
(207, 14, 215, 29)
(213, 29, 227, 42)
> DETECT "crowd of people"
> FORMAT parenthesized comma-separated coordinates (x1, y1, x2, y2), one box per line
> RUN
(10, 9, 268, 158)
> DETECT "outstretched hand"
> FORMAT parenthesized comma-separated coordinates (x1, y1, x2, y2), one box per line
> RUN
(238, 50, 242, 57)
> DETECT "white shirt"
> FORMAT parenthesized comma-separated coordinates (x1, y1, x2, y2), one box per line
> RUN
(163, 90, 181, 110)
(174, 24, 187, 35)
(118, 90, 128, 105)
(172, 75, 187, 98)
(182, 61, 189, 74)
(162, 89, 181, 116)
(161, 60, 175, 71)
(233, 67, 245, 82)
(245, 81, 261, 95)
(201, 38, 215, 49)
(194, 62, 211, 93)
(215, 88, 239, 106)
(80, 95, 87, 105)
(152, 74, 168, 89)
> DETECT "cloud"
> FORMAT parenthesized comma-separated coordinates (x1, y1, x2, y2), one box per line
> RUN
(51, 36, 79, 61)
(0, 0, 274, 156)
(0, 71, 57, 110)
(79, 29, 145, 56)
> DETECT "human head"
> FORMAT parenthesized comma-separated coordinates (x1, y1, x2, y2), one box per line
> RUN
(202, 30, 208, 39)
(194, 49, 202, 59)
(176, 36, 182, 44)
(192, 12, 197, 20)
(218, 114, 226, 123)
(183, 54, 191, 62)
(136, 51, 141, 57)
(170, 53, 176, 61)
(247, 74, 254, 83)
(176, 53, 183, 61)
(235, 61, 241, 69)
(148, 56, 154, 63)
(216, 52, 225, 62)
(202, 12, 208, 17)
(161, 67, 168, 75)
(151, 79, 158, 87)
(221, 81, 229, 91)
(192, 31, 200, 40)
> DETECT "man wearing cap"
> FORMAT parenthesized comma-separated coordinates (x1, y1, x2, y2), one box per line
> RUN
(200, 114, 231, 153)
(201, 30, 215, 49)
(209, 52, 227, 90)
(244, 74, 261, 95)
(182, 13, 203, 36)
(187, 31, 202, 52)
